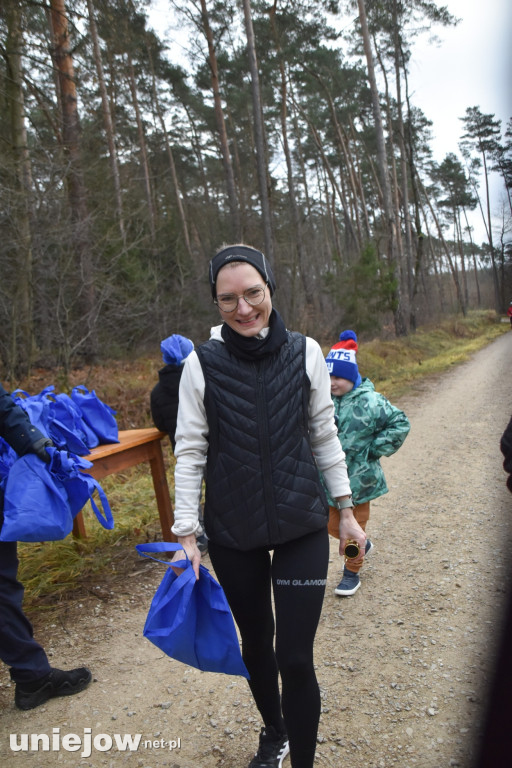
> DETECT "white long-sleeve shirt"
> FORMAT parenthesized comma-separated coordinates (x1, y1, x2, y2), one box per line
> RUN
(172, 325, 351, 537)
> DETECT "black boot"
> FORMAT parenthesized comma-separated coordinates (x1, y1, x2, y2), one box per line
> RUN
(15, 666, 92, 710)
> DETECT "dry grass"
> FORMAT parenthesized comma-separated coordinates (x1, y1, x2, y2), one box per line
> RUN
(350, 310, 507, 399)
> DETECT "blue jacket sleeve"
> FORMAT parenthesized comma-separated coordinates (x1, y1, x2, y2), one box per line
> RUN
(0, 383, 46, 456)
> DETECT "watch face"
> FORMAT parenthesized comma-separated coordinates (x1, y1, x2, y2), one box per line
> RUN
(344, 541, 360, 558)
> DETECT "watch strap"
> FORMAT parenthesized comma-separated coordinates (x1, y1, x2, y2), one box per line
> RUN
(335, 496, 353, 510)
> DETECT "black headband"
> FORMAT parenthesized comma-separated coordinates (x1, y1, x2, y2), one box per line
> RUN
(209, 245, 276, 298)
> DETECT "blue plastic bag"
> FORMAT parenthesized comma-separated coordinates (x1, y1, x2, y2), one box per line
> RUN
(135, 542, 249, 678)
(0, 439, 17, 494)
(1, 452, 74, 541)
(11, 387, 97, 454)
(50, 393, 99, 451)
(71, 386, 119, 444)
(47, 409, 90, 455)
(11, 388, 51, 437)
(0, 448, 114, 542)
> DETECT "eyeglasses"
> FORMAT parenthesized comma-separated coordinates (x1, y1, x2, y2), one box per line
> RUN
(214, 285, 267, 313)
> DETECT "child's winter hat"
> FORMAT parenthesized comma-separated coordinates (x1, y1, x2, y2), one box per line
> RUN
(161, 334, 194, 366)
(325, 330, 362, 388)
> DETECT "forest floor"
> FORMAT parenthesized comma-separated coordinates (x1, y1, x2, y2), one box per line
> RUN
(0, 331, 511, 768)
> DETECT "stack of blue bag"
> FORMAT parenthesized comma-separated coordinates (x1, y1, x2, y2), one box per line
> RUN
(0, 385, 118, 542)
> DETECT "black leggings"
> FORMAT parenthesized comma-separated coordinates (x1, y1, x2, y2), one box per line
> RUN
(208, 527, 329, 768)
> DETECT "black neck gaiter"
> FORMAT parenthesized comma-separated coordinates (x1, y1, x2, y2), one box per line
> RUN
(220, 308, 288, 362)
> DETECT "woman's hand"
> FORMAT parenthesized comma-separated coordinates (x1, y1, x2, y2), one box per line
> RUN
(338, 509, 366, 565)
(176, 534, 201, 579)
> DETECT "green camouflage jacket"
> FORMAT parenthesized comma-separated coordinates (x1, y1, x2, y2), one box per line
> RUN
(324, 378, 410, 505)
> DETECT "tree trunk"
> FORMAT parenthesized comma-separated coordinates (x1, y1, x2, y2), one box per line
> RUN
(5, 0, 34, 374)
(418, 176, 466, 315)
(147, 47, 193, 259)
(269, 4, 317, 313)
(183, 103, 211, 207)
(289, 82, 313, 222)
(294, 98, 358, 253)
(242, 0, 273, 261)
(454, 210, 469, 309)
(127, 52, 156, 242)
(481, 150, 500, 311)
(86, 0, 125, 242)
(463, 208, 481, 306)
(199, 0, 240, 240)
(421, 214, 446, 314)
(392, 12, 414, 319)
(403, 65, 424, 331)
(311, 70, 363, 251)
(375, 42, 405, 305)
(49, 0, 97, 360)
(348, 116, 371, 239)
(357, 0, 407, 336)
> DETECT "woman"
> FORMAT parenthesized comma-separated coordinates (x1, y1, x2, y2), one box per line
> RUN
(172, 245, 365, 768)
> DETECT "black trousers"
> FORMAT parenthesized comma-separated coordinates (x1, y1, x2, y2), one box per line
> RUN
(208, 527, 329, 768)
(0, 539, 51, 682)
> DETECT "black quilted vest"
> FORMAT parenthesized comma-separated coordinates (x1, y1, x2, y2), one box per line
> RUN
(196, 332, 328, 550)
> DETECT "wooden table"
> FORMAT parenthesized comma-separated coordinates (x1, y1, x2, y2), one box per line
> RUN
(73, 428, 176, 542)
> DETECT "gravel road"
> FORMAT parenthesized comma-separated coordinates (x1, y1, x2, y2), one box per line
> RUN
(1, 331, 511, 768)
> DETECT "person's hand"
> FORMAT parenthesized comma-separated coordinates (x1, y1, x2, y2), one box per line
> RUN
(176, 534, 201, 580)
(31, 437, 53, 463)
(338, 508, 366, 564)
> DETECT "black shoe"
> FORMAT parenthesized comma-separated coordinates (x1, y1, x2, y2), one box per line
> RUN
(248, 726, 290, 767)
(15, 667, 92, 710)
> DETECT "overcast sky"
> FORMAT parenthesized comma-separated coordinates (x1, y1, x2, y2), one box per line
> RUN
(409, 0, 511, 159)
(149, 0, 511, 242)
(407, 0, 511, 240)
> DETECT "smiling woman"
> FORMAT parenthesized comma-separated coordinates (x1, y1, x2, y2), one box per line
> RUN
(215, 265, 272, 335)
(170, 243, 365, 768)
(209, 244, 276, 337)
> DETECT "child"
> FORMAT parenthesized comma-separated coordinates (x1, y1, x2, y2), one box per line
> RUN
(151, 334, 194, 451)
(325, 330, 410, 596)
(150, 334, 208, 553)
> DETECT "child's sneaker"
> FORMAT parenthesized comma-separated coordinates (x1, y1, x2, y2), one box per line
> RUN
(334, 567, 360, 596)
(248, 725, 290, 767)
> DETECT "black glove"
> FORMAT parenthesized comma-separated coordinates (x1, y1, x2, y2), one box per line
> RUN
(32, 437, 53, 463)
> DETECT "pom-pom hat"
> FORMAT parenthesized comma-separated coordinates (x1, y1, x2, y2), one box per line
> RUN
(325, 330, 362, 388)
(209, 245, 276, 298)
(160, 334, 194, 365)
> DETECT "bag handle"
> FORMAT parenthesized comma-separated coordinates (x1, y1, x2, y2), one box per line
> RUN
(72, 385, 89, 395)
(11, 389, 30, 399)
(48, 447, 92, 473)
(135, 541, 189, 567)
(39, 385, 56, 400)
(48, 448, 114, 530)
(86, 478, 115, 530)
